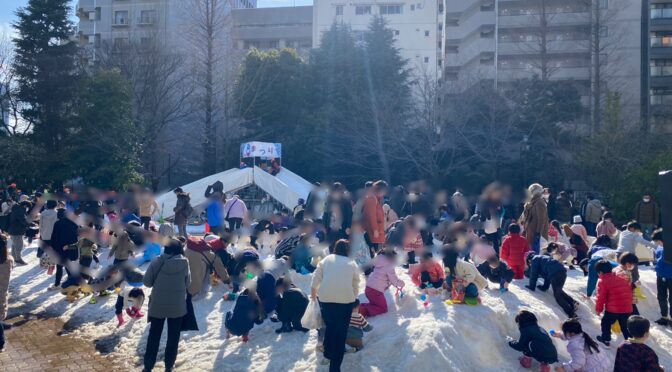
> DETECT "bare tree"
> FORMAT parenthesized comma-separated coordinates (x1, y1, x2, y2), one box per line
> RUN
(0, 30, 28, 135)
(96, 36, 194, 190)
(181, 0, 233, 176)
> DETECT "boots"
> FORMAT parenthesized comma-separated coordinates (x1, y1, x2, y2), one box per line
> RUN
(116, 313, 125, 328)
(519, 356, 532, 369)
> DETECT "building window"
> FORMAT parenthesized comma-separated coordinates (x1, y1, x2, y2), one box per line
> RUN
(651, 3, 672, 19)
(651, 59, 672, 76)
(651, 88, 672, 105)
(424, 57, 429, 63)
(599, 0, 608, 9)
(410, 4, 415, 11)
(299, 40, 312, 48)
(335, 5, 343, 16)
(652, 33, 672, 47)
(114, 11, 128, 25)
(392, 29, 400, 36)
(244, 41, 260, 49)
(424, 30, 430, 37)
(380, 5, 402, 15)
(355, 5, 371, 15)
(446, 45, 458, 53)
(269, 40, 279, 49)
(113, 37, 129, 50)
(140, 37, 154, 50)
(599, 26, 608, 37)
(139, 10, 155, 24)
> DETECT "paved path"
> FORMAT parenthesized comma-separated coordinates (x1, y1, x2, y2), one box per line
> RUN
(0, 315, 123, 372)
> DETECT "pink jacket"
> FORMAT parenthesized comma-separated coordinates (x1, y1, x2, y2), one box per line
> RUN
(470, 242, 496, 265)
(571, 224, 589, 244)
(366, 254, 405, 293)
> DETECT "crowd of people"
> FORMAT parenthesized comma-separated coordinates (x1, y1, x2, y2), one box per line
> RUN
(0, 179, 669, 372)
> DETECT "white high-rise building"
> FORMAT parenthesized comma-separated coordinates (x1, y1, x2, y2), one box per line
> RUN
(313, 0, 443, 80)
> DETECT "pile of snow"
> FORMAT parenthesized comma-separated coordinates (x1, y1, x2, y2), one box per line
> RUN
(8, 241, 672, 371)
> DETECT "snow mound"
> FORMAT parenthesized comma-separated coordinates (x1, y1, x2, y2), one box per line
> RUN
(8, 242, 672, 371)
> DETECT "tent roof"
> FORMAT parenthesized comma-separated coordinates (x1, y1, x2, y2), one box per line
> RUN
(154, 166, 312, 219)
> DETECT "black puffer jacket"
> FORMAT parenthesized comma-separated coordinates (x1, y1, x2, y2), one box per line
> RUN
(509, 320, 558, 364)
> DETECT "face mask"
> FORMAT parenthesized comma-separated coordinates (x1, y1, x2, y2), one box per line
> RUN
(542, 194, 550, 201)
(643, 198, 650, 203)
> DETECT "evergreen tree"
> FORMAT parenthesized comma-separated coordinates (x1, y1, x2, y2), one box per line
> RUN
(71, 70, 142, 189)
(12, 0, 79, 162)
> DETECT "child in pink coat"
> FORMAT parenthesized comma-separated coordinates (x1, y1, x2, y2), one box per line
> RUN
(359, 250, 405, 318)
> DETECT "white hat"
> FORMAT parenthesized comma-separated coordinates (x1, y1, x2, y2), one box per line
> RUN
(528, 183, 544, 196)
(573, 215, 582, 224)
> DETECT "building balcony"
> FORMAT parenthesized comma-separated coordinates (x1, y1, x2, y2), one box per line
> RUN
(498, 66, 590, 81)
(498, 12, 590, 29)
(112, 18, 130, 27)
(498, 40, 589, 55)
(137, 17, 155, 26)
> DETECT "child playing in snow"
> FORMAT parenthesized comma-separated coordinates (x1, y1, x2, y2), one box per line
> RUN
(136, 231, 162, 267)
(359, 249, 405, 317)
(108, 230, 136, 264)
(526, 252, 578, 318)
(77, 227, 98, 280)
(225, 287, 262, 342)
(614, 316, 664, 372)
(346, 300, 373, 353)
(508, 310, 558, 372)
(411, 252, 445, 290)
(442, 247, 487, 301)
(290, 234, 315, 274)
(275, 278, 309, 334)
(594, 260, 633, 345)
(256, 256, 290, 321)
(402, 217, 424, 267)
(477, 256, 514, 293)
(652, 229, 672, 326)
(113, 269, 145, 327)
(551, 318, 609, 372)
(500, 223, 529, 279)
(613, 252, 640, 315)
(469, 236, 496, 266)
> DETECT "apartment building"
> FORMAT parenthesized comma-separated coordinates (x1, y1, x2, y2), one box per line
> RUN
(75, 0, 256, 62)
(646, 0, 672, 131)
(313, 0, 443, 80)
(231, 6, 313, 54)
(442, 0, 643, 126)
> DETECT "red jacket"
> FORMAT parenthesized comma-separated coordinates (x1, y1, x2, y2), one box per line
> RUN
(411, 261, 445, 286)
(595, 273, 633, 314)
(500, 233, 529, 267)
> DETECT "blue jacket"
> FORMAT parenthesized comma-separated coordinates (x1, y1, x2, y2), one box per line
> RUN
(527, 255, 566, 290)
(586, 257, 618, 296)
(206, 200, 224, 227)
(655, 247, 672, 279)
(225, 292, 259, 336)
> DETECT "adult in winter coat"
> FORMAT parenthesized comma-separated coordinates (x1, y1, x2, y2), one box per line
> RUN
(322, 183, 353, 246)
(223, 195, 248, 232)
(526, 253, 577, 317)
(173, 189, 192, 238)
(594, 260, 633, 343)
(8, 202, 28, 265)
(142, 238, 191, 372)
(137, 188, 159, 230)
(359, 250, 405, 317)
(500, 224, 529, 279)
(205, 195, 224, 235)
(39, 200, 59, 256)
(555, 191, 573, 225)
(633, 193, 660, 239)
(582, 195, 602, 236)
(184, 235, 229, 300)
(362, 181, 387, 250)
(49, 209, 80, 289)
(0, 235, 14, 351)
(310, 239, 360, 372)
(519, 183, 549, 253)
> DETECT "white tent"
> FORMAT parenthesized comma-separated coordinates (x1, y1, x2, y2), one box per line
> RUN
(154, 166, 312, 219)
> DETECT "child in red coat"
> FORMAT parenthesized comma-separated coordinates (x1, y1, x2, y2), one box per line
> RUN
(411, 252, 445, 290)
(500, 224, 529, 279)
(595, 260, 633, 346)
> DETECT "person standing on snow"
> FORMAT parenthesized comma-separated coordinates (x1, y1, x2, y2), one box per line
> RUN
(172, 188, 192, 238)
(519, 183, 549, 254)
(8, 198, 29, 265)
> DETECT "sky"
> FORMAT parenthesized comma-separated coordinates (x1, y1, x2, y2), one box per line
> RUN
(0, 0, 314, 31)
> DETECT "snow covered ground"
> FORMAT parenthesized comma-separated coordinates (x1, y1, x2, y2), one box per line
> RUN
(8, 241, 672, 371)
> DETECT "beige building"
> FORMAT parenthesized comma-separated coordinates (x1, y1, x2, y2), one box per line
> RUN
(313, 0, 443, 80)
(231, 6, 313, 53)
(647, 0, 672, 131)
